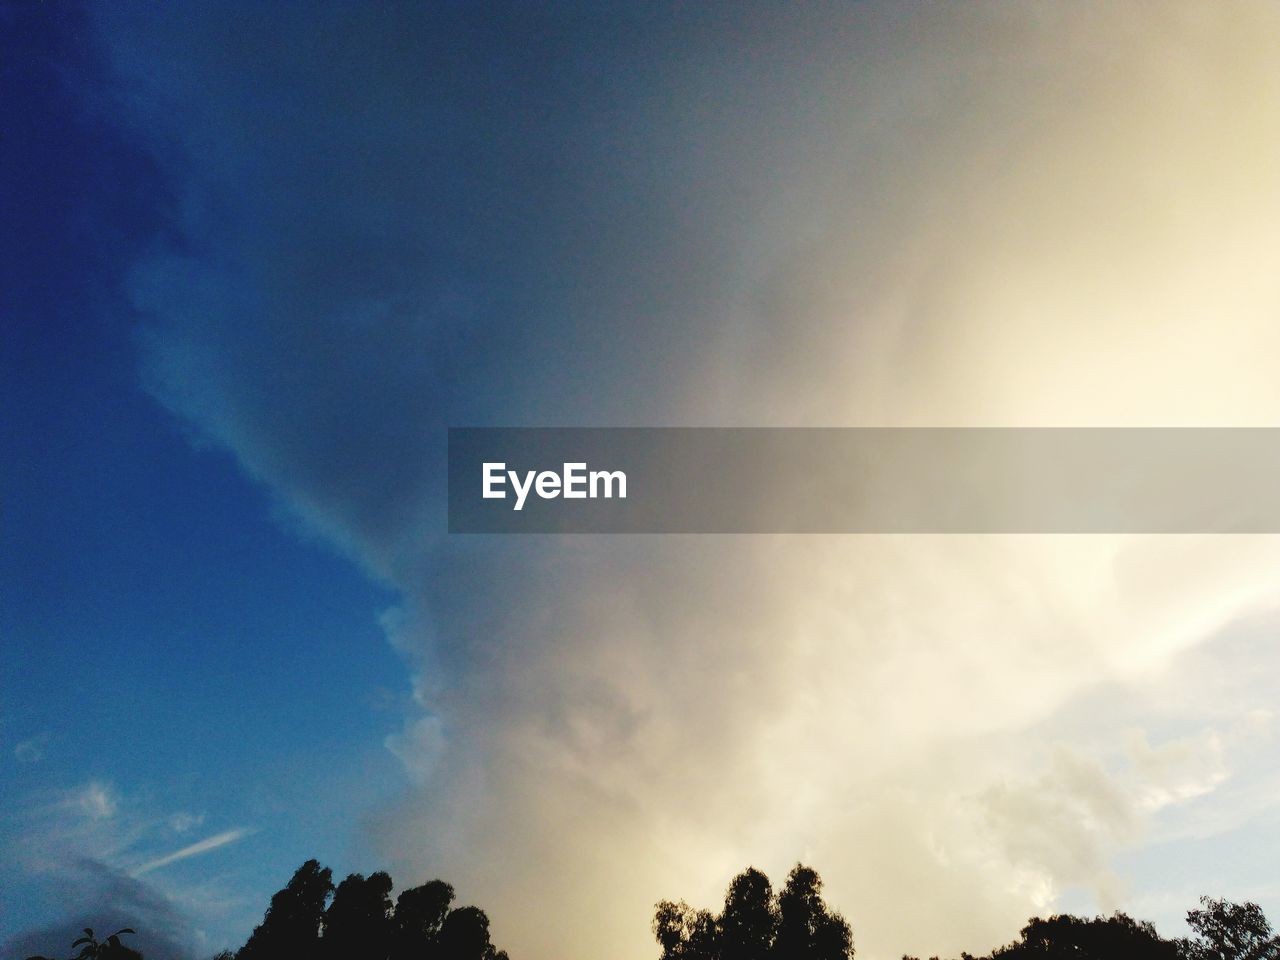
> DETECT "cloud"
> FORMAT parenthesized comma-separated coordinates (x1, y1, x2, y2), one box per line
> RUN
(0, 859, 197, 960)
(133, 829, 253, 877)
(76, 782, 118, 821)
(14, 733, 49, 764)
(3, 783, 252, 958)
(168, 812, 205, 835)
(385, 716, 447, 787)
(87, 3, 1280, 959)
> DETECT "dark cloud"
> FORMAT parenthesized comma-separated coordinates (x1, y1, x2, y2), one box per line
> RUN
(0, 859, 197, 960)
(96, 3, 955, 572)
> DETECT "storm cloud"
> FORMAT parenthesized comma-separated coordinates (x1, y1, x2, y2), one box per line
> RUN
(86, 4, 1280, 958)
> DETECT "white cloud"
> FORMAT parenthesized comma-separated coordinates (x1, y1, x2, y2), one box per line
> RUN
(168, 812, 205, 834)
(385, 715, 446, 786)
(14, 732, 50, 763)
(3, 781, 256, 957)
(134, 829, 253, 877)
(76, 782, 118, 821)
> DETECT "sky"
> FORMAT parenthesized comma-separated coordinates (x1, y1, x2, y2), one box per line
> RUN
(4, 3, 1280, 960)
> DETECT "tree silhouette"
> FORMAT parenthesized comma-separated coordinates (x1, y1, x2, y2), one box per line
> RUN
(25, 927, 140, 960)
(29, 860, 1279, 960)
(899, 903, 1280, 960)
(323, 872, 394, 960)
(1177, 897, 1280, 960)
(654, 900, 694, 960)
(392, 880, 456, 960)
(985, 913, 1179, 960)
(237, 859, 334, 960)
(686, 908, 720, 960)
(225, 860, 507, 960)
(654, 864, 853, 960)
(773, 866, 852, 960)
(437, 905, 509, 960)
(721, 869, 776, 960)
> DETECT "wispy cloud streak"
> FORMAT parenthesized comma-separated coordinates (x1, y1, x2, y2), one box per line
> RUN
(133, 829, 253, 877)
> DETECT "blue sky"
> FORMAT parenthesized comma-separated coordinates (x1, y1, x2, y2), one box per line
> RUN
(1, 7, 405, 951)
(6, 5, 1280, 960)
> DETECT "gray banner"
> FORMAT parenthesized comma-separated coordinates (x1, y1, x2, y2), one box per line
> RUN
(447, 428, 1280, 533)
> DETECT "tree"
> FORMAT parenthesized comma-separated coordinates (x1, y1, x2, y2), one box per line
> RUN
(686, 908, 720, 960)
(392, 880, 456, 960)
(773, 866, 853, 960)
(654, 864, 852, 960)
(1177, 898, 1280, 960)
(226, 860, 508, 960)
(25, 927, 141, 960)
(238, 860, 335, 960)
(437, 905, 507, 960)
(655, 900, 693, 960)
(720, 869, 775, 960)
(323, 871, 394, 960)
(988, 913, 1179, 960)
(653, 901, 719, 960)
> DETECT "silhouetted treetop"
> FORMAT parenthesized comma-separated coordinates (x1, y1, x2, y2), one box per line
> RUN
(24, 927, 140, 960)
(238, 859, 334, 960)
(900, 896, 1280, 960)
(775, 866, 852, 960)
(323, 871, 394, 960)
(231, 860, 508, 960)
(393, 880, 456, 960)
(720, 868, 775, 960)
(988, 913, 1178, 960)
(25, 860, 1277, 960)
(1177, 897, 1280, 960)
(655, 864, 853, 960)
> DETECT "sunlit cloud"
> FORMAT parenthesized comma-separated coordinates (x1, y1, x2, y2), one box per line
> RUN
(83, 3, 1280, 959)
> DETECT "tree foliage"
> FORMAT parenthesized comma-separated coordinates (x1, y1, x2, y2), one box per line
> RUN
(901, 897, 1280, 960)
(233, 860, 508, 960)
(25, 928, 140, 960)
(22, 862, 1280, 960)
(393, 880, 458, 960)
(238, 858, 334, 960)
(1177, 897, 1280, 960)
(654, 864, 854, 960)
(986, 913, 1179, 960)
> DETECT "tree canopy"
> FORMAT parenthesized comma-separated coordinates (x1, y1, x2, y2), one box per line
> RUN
(234, 860, 508, 960)
(655, 864, 854, 960)
(902, 895, 1280, 960)
(24, 861, 1280, 960)
(1178, 897, 1280, 960)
